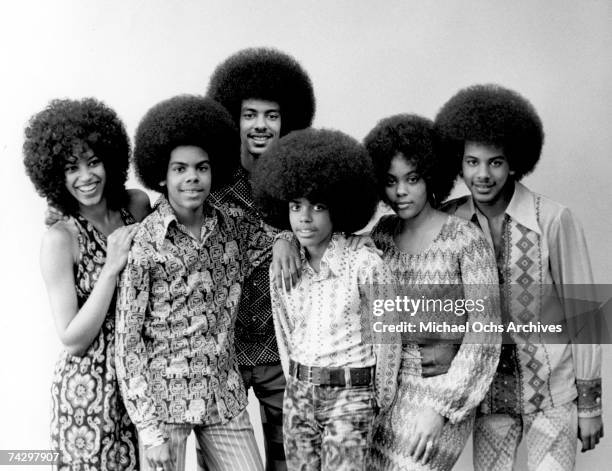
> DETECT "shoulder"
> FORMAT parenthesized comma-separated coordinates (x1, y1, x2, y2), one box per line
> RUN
(442, 215, 491, 253)
(439, 195, 471, 215)
(371, 214, 397, 247)
(126, 189, 152, 222)
(41, 220, 79, 264)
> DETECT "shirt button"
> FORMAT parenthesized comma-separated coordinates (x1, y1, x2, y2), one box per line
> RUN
(251, 316, 257, 322)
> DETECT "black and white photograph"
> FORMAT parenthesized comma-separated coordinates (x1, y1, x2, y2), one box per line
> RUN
(1, 1, 611, 470)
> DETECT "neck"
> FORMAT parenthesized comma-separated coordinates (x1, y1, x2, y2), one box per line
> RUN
(240, 147, 256, 174)
(304, 236, 333, 273)
(171, 201, 206, 238)
(398, 201, 434, 234)
(474, 180, 515, 220)
(78, 199, 112, 224)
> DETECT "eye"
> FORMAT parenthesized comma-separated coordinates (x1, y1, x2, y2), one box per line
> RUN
(385, 176, 396, 187)
(267, 112, 280, 120)
(313, 203, 328, 212)
(490, 159, 504, 168)
(173, 166, 185, 173)
(407, 174, 421, 184)
(464, 158, 477, 167)
(198, 163, 210, 172)
(242, 111, 255, 120)
(64, 164, 78, 173)
(289, 202, 301, 212)
(88, 156, 102, 167)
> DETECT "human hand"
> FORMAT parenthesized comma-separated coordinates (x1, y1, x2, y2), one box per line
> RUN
(104, 224, 138, 275)
(44, 205, 68, 227)
(145, 441, 174, 471)
(406, 406, 445, 465)
(346, 234, 382, 256)
(272, 238, 301, 291)
(579, 416, 604, 452)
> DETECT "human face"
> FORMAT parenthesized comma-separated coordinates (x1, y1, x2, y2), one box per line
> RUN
(64, 150, 106, 208)
(461, 141, 514, 205)
(239, 99, 281, 171)
(163, 146, 212, 216)
(289, 198, 333, 255)
(384, 154, 429, 221)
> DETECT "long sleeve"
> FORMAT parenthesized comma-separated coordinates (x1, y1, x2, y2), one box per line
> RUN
(227, 205, 276, 277)
(269, 268, 293, 378)
(115, 247, 166, 448)
(548, 207, 602, 417)
(420, 228, 502, 424)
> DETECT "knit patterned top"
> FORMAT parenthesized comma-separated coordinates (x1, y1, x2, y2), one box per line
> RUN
(372, 214, 502, 423)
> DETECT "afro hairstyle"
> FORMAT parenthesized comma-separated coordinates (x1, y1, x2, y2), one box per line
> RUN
(23, 97, 130, 216)
(434, 83, 544, 181)
(207, 47, 315, 135)
(364, 114, 456, 207)
(252, 128, 379, 233)
(133, 95, 239, 193)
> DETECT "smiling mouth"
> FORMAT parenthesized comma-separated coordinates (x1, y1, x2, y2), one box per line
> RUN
(180, 189, 204, 195)
(474, 183, 494, 192)
(396, 202, 413, 209)
(76, 183, 99, 194)
(296, 229, 316, 236)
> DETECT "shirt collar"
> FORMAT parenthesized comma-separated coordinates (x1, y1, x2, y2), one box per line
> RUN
(300, 233, 345, 280)
(153, 195, 220, 245)
(454, 181, 541, 235)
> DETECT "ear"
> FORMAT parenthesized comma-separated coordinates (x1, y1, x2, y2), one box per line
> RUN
(159, 181, 166, 187)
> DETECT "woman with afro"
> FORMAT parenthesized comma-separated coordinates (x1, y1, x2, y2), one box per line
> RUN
(252, 128, 391, 471)
(23, 98, 150, 470)
(116, 95, 275, 471)
(435, 84, 603, 470)
(363, 114, 501, 470)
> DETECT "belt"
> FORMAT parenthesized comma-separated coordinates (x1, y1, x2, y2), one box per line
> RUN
(289, 360, 373, 387)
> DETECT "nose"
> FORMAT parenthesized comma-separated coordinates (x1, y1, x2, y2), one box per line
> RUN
(254, 113, 267, 131)
(77, 162, 94, 181)
(475, 163, 490, 180)
(396, 180, 409, 196)
(184, 167, 200, 182)
(299, 206, 312, 222)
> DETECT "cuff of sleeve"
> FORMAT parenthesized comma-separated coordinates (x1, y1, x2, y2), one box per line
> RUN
(577, 378, 602, 418)
(423, 398, 466, 425)
(274, 231, 297, 244)
(139, 424, 169, 449)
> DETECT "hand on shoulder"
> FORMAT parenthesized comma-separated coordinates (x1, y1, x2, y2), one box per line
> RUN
(127, 189, 152, 222)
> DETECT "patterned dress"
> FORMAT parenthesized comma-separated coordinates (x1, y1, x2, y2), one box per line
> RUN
(50, 209, 138, 471)
(368, 214, 501, 471)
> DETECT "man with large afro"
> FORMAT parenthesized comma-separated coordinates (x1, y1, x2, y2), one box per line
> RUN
(116, 95, 275, 471)
(252, 127, 389, 471)
(205, 47, 315, 471)
(435, 84, 603, 470)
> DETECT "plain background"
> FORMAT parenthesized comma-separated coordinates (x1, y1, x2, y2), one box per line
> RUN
(1, 1, 611, 469)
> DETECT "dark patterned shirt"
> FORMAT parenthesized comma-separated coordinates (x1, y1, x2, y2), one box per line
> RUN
(115, 196, 273, 448)
(209, 167, 280, 366)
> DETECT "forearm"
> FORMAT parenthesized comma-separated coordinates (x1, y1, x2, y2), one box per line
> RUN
(58, 265, 119, 355)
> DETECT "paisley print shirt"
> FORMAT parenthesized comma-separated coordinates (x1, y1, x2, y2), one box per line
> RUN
(116, 196, 273, 448)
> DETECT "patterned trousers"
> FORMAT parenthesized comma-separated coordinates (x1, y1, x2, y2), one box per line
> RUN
(140, 410, 263, 471)
(473, 401, 578, 471)
(283, 375, 377, 471)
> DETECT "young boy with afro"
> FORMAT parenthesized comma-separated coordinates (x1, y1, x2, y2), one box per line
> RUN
(435, 84, 603, 470)
(206, 47, 315, 471)
(115, 95, 276, 471)
(252, 128, 391, 471)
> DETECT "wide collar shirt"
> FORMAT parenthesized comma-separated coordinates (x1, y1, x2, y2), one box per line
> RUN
(115, 195, 273, 448)
(443, 182, 601, 417)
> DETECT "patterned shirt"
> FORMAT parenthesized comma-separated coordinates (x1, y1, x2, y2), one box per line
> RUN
(209, 167, 280, 366)
(442, 182, 602, 418)
(115, 196, 274, 448)
(270, 234, 391, 374)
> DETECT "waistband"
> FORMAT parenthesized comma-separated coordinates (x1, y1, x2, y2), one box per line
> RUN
(289, 360, 373, 387)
